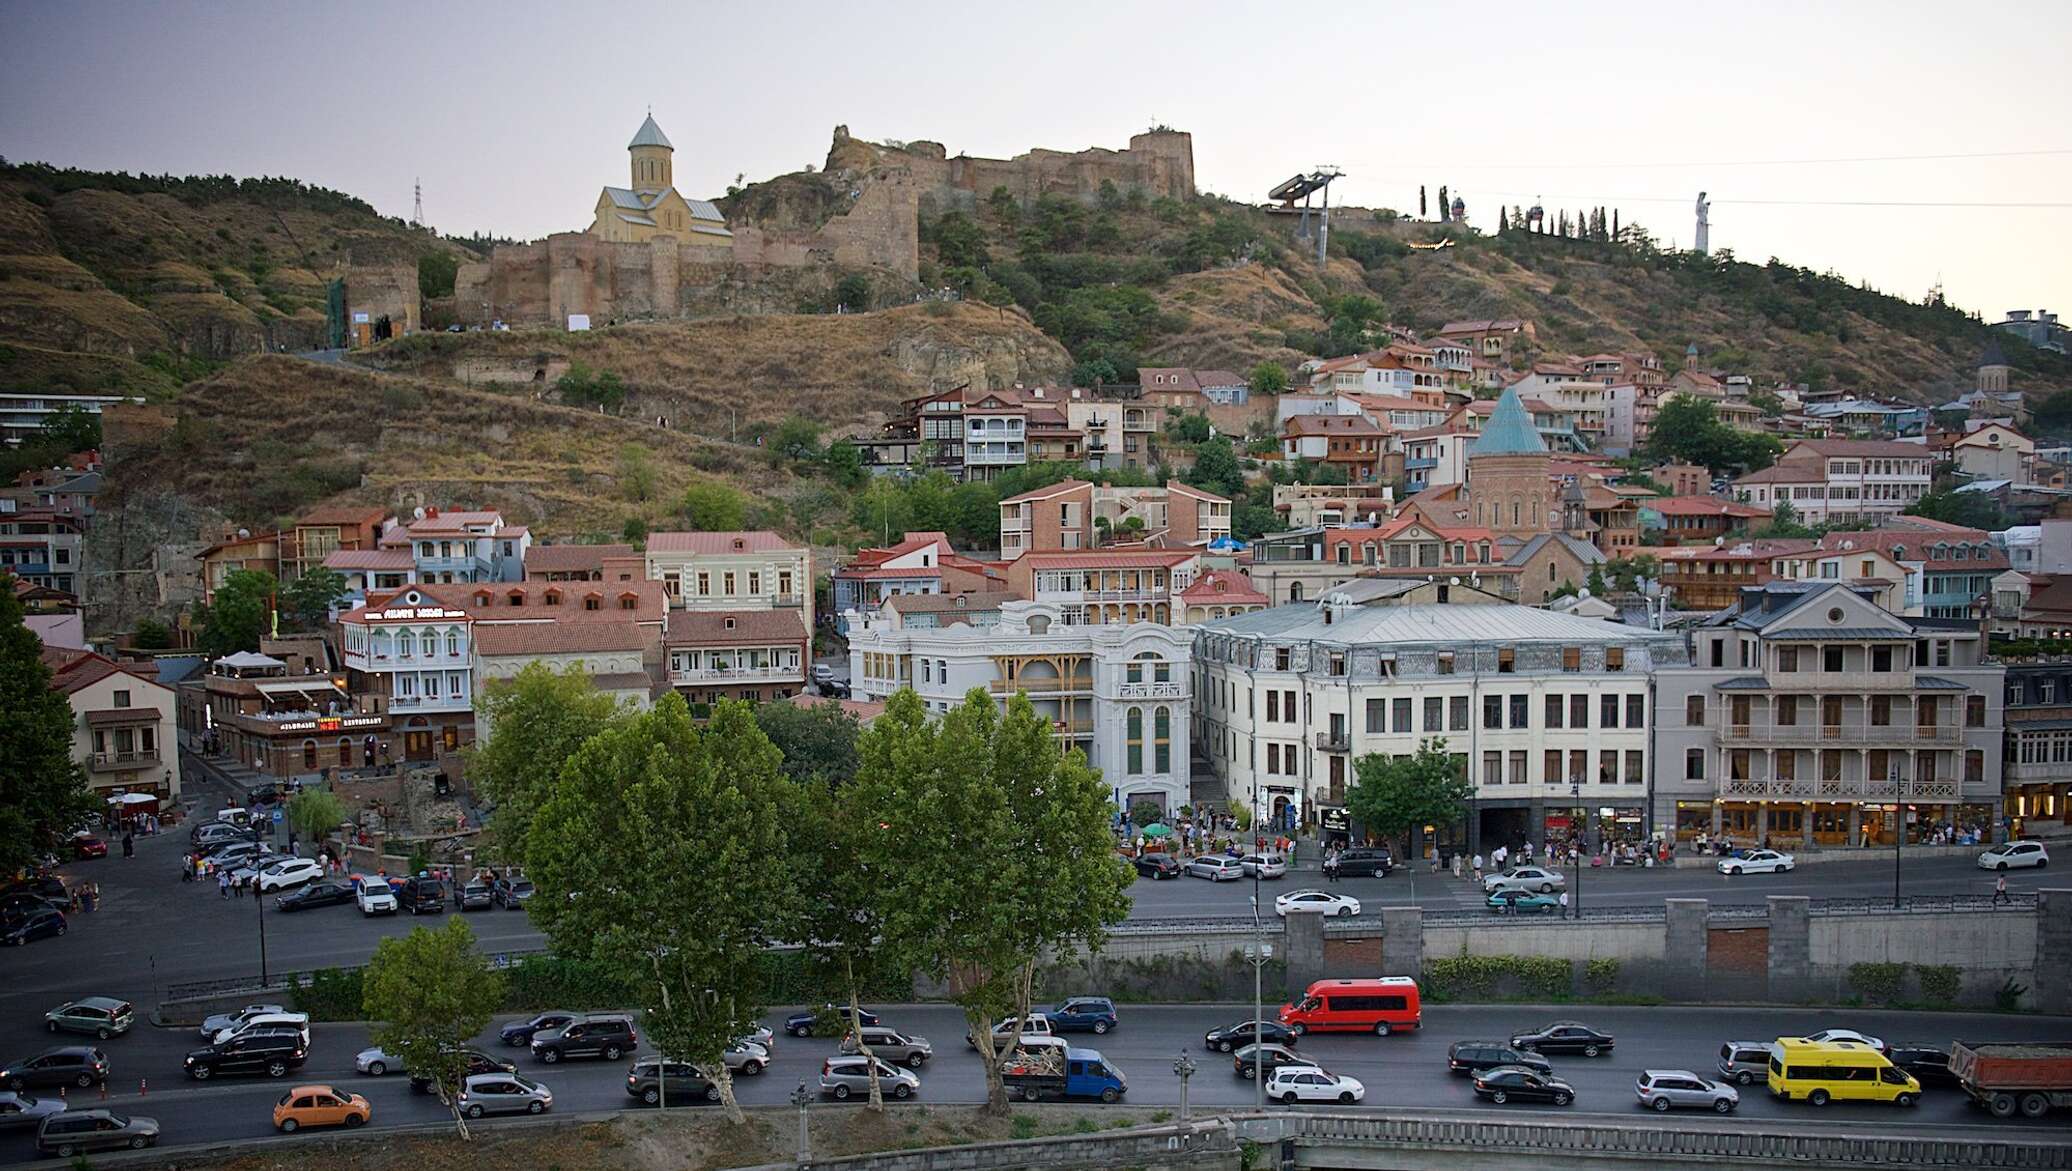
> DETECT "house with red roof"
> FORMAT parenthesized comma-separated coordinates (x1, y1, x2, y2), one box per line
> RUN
(1733, 439, 1935, 525)
(644, 530, 813, 632)
(1005, 549, 1202, 626)
(47, 649, 179, 803)
(1640, 496, 1771, 545)
(1178, 569, 1269, 623)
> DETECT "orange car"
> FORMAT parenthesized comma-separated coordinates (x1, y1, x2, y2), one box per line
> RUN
(272, 1084, 371, 1132)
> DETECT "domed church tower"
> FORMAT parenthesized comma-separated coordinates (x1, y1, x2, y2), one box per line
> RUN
(628, 113, 673, 196)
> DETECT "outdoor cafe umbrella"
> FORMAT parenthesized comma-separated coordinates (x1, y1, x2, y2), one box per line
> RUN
(1140, 823, 1174, 839)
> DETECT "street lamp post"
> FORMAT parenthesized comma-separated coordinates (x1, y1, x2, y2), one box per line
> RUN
(791, 1079, 812, 1167)
(1570, 780, 1582, 919)
(251, 822, 270, 984)
(1173, 1051, 1197, 1121)
(1246, 894, 1268, 1110)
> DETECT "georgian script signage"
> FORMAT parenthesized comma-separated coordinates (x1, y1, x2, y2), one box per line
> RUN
(370, 607, 469, 621)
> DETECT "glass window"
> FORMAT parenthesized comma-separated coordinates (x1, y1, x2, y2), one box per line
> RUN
(1126, 707, 1143, 774)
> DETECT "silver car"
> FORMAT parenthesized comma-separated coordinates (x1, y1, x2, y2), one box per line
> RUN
(1635, 1069, 1739, 1113)
(1186, 855, 1244, 882)
(457, 1072, 552, 1118)
(1716, 1041, 1772, 1086)
(1239, 853, 1288, 879)
(354, 1046, 403, 1077)
(0, 1091, 65, 1131)
(722, 1040, 768, 1075)
(35, 1109, 158, 1157)
(840, 1027, 932, 1069)
(819, 1055, 918, 1101)
(1483, 866, 1567, 895)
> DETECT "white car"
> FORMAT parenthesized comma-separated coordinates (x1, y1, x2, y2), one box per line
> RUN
(357, 882, 398, 916)
(966, 1013, 1053, 1049)
(1484, 866, 1566, 895)
(199, 1003, 288, 1040)
(1978, 841, 2049, 871)
(215, 1011, 311, 1047)
(255, 857, 324, 892)
(812, 664, 835, 683)
(1718, 849, 1794, 875)
(1275, 889, 1361, 918)
(355, 1045, 403, 1076)
(1791, 1028, 1886, 1053)
(1266, 1066, 1364, 1105)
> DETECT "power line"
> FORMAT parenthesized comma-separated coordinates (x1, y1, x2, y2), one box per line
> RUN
(1468, 189, 2072, 210)
(1349, 148, 2072, 171)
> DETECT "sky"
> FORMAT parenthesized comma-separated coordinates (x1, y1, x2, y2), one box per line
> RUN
(3, 0, 2068, 320)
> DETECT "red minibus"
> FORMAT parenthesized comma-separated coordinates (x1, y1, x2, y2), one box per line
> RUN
(1279, 977, 1422, 1036)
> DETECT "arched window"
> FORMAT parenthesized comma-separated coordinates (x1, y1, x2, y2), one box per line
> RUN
(1512, 501, 1521, 526)
(420, 632, 436, 658)
(1126, 707, 1144, 774)
(446, 631, 459, 657)
(338, 738, 353, 768)
(1289, 582, 1304, 603)
(302, 740, 318, 769)
(1154, 603, 1170, 623)
(1154, 706, 1171, 773)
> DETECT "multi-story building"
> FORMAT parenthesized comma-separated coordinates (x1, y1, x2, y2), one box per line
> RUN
(281, 506, 390, 582)
(323, 548, 417, 609)
(1653, 581, 2004, 849)
(1431, 319, 1537, 361)
(1178, 569, 1270, 623)
(962, 389, 1029, 479)
(1003, 549, 1201, 625)
(1952, 423, 2034, 483)
(849, 598, 1195, 814)
(338, 585, 478, 761)
(0, 392, 133, 447)
(523, 543, 643, 583)
(1817, 525, 2008, 620)
(385, 508, 531, 584)
(1768, 544, 1911, 614)
(644, 530, 812, 630)
(1656, 540, 1818, 611)
(1281, 414, 1382, 482)
(998, 480, 1231, 560)
(0, 504, 83, 596)
(1576, 353, 1666, 388)
(1995, 310, 2066, 355)
(1355, 394, 1452, 432)
(830, 532, 1000, 633)
(196, 529, 281, 605)
(184, 642, 386, 780)
(1641, 496, 1771, 544)
(1602, 383, 1658, 454)
(473, 622, 654, 741)
(46, 649, 179, 803)
(1270, 483, 1394, 529)
(1399, 427, 1475, 492)
(663, 609, 812, 709)
(2002, 652, 2072, 837)
(1733, 439, 1934, 525)
(1195, 589, 1682, 855)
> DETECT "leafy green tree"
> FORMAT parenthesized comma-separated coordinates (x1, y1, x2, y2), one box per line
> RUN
(361, 918, 506, 1136)
(925, 211, 990, 268)
(281, 567, 348, 630)
(417, 252, 460, 299)
(985, 186, 1019, 224)
(769, 415, 824, 466)
(1648, 396, 1782, 474)
(824, 438, 866, 488)
(132, 618, 173, 650)
(556, 363, 628, 413)
(1168, 413, 1212, 443)
(852, 477, 912, 544)
(754, 698, 861, 788)
(622, 516, 649, 545)
(1186, 436, 1245, 498)
(1906, 488, 2010, 531)
(1756, 498, 1815, 538)
(1585, 565, 1608, 595)
(1071, 358, 1119, 388)
(468, 663, 623, 866)
(617, 444, 659, 503)
(286, 786, 346, 846)
(681, 481, 747, 530)
(527, 696, 795, 1123)
(790, 776, 901, 1108)
(1248, 361, 1289, 395)
(197, 568, 278, 656)
(1605, 554, 1660, 593)
(37, 403, 101, 455)
(1346, 738, 1472, 855)
(0, 584, 94, 874)
(833, 274, 871, 312)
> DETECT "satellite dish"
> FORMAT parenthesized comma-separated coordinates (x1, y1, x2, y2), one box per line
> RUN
(1714, 536, 1725, 547)
(1450, 576, 1460, 586)
(1841, 540, 1855, 551)
(1579, 587, 1592, 599)
(235, 527, 250, 540)
(413, 506, 427, 520)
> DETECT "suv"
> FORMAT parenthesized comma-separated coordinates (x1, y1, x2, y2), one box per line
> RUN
(786, 1004, 879, 1038)
(456, 879, 494, 911)
(399, 875, 446, 915)
(1484, 867, 1566, 895)
(356, 882, 397, 916)
(1447, 1041, 1553, 1078)
(967, 1013, 1054, 1049)
(1186, 855, 1244, 882)
(44, 998, 134, 1040)
(1048, 997, 1119, 1035)
(409, 1049, 515, 1094)
(35, 1109, 157, 1157)
(1635, 1069, 1738, 1113)
(492, 876, 534, 909)
(626, 1058, 719, 1106)
(820, 1055, 917, 1101)
(184, 1032, 306, 1080)
(530, 1014, 637, 1064)
(1717, 1041, 1773, 1086)
(1333, 848, 1393, 878)
(839, 1027, 932, 1069)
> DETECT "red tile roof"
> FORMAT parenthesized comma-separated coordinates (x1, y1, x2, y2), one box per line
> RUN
(1017, 550, 1198, 570)
(645, 531, 800, 555)
(1645, 496, 1771, 518)
(296, 505, 389, 527)
(472, 621, 647, 657)
(1179, 569, 1268, 603)
(1000, 480, 1091, 504)
(1784, 439, 1930, 459)
(1284, 414, 1382, 436)
(324, 549, 415, 571)
(663, 609, 808, 647)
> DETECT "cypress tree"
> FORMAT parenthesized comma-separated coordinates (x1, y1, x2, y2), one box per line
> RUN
(0, 582, 94, 873)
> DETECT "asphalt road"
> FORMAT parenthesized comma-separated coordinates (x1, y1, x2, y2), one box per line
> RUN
(1, 1002, 2067, 1163)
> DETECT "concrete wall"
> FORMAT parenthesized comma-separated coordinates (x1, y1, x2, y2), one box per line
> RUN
(1423, 920, 1665, 964)
(1808, 906, 2036, 1002)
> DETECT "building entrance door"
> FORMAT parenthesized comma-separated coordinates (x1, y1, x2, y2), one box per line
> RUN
(404, 718, 434, 761)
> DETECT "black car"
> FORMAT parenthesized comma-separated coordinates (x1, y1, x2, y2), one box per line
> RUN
(1509, 1021, 1615, 1057)
(1447, 1042, 1555, 1078)
(1133, 854, 1182, 879)
(785, 1005, 879, 1038)
(184, 1032, 306, 1080)
(1888, 1046, 1959, 1088)
(456, 879, 494, 911)
(492, 877, 534, 909)
(2, 908, 66, 947)
(1204, 1019, 1297, 1053)
(276, 881, 355, 912)
(1333, 848, 1393, 877)
(400, 875, 447, 915)
(245, 783, 283, 806)
(1474, 1066, 1576, 1106)
(1, 1048, 107, 1091)
(1232, 1043, 1314, 1079)
(530, 1014, 637, 1063)
(410, 1048, 516, 1093)
(500, 1011, 579, 1048)
(3, 876, 67, 903)
(0, 892, 60, 925)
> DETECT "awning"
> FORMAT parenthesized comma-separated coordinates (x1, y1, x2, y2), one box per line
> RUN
(217, 651, 288, 670)
(255, 680, 347, 699)
(85, 709, 159, 726)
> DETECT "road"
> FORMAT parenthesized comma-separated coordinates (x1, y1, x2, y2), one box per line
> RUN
(2, 1002, 2067, 1163)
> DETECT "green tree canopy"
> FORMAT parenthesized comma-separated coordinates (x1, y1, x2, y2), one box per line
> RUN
(617, 443, 659, 503)
(754, 698, 861, 788)
(824, 438, 866, 489)
(0, 583, 94, 873)
(468, 663, 624, 865)
(38, 403, 102, 455)
(1647, 396, 1782, 473)
(285, 786, 346, 845)
(1346, 737, 1472, 852)
(417, 252, 460, 299)
(197, 568, 278, 656)
(361, 918, 506, 1136)
(681, 481, 748, 530)
(1186, 436, 1245, 498)
(769, 415, 825, 466)
(1248, 361, 1289, 395)
(281, 567, 348, 630)
(1905, 488, 2011, 531)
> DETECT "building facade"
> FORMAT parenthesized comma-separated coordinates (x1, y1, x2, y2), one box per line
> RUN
(644, 530, 813, 630)
(48, 650, 179, 803)
(338, 586, 477, 761)
(1733, 440, 1934, 525)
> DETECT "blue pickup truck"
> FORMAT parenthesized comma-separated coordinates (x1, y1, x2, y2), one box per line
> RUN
(1002, 1041, 1127, 1102)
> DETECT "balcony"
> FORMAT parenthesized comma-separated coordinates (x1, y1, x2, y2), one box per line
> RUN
(2007, 760, 2072, 783)
(770, 594, 804, 608)
(1717, 721, 1964, 745)
(1757, 669, 1920, 691)
(991, 676, 1093, 697)
(1404, 458, 1439, 472)
(1719, 775, 1963, 802)
(670, 664, 803, 686)
(1084, 588, 1166, 603)
(89, 749, 160, 774)
(1115, 681, 1187, 701)
(1314, 730, 1350, 753)
(388, 694, 469, 713)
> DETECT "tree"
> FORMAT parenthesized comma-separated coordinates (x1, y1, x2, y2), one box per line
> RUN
(790, 773, 900, 1108)
(1605, 554, 1660, 593)
(1248, 361, 1289, 395)
(197, 568, 277, 657)
(527, 696, 794, 1124)
(38, 403, 101, 455)
(1070, 358, 1119, 388)
(1585, 565, 1608, 595)
(281, 567, 348, 630)
(1756, 498, 1815, 538)
(1906, 488, 2010, 531)
(824, 438, 865, 488)
(754, 699, 861, 788)
(834, 274, 871, 312)
(681, 481, 747, 530)
(852, 477, 911, 544)
(285, 786, 346, 846)
(0, 583, 94, 874)
(1168, 413, 1212, 444)
(1346, 738, 1472, 854)
(417, 252, 460, 300)
(617, 444, 659, 503)
(1648, 396, 1781, 474)
(361, 918, 506, 1137)
(556, 364, 627, 414)
(132, 618, 173, 650)
(1186, 436, 1245, 498)
(468, 663, 624, 865)
(769, 415, 824, 467)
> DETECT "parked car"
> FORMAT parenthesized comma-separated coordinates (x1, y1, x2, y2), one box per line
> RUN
(720, 1040, 768, 1076)
(1487, 890, 1560, 914)
(457, 1072, 552, 1117)
(1636, 1069, 1738, 1113)
(1239, 852, 1288, 879)
(1331, 847, 1393, 877)
(1887, 1045, 1959, 1088)
(820, 1055, 918, 1101)
(966, 1013, 1053, 1049)
(741, 1025, 776, 1057)
(1133, 853, 1182, 880)
(1047, 997, 1119, 1035)
(44, 998, 133, 1040)
(530, 1014, 637, 1063)
(1718, 1041, 1775, 1086)
(409, 1049, 515, 1094)
(1447, 1042, 1553, 1078)
(2, 1047, 107, 1091)
(1475, 1066, 1577, 1106)
(500, 1011, 579, 1049)
(228, 854, 297, 885)
(33, 1109, 156, 1156)
(1509, 1021, 1615, 1057)
(456, 879, 494, 910)
(273, 1084, 370, 1132)
(1979, 841, 2050, 871)
(255, 858, 324, 893)
(1266, 1066, 1363, 1104)
(839, 1027, 931, 1068)
(400, 874, 446, 915)
(812, 663, 836, 683)
(0, 1091, 65, 1132)
(625, 1058, 719, 1105)
(1204, 1019, 1297, 1053)
(213, 1012, 310, 1047)
(785, 1004, 879, 1038)
(1793, 1028, 1887, 1054)
(492, 876, 534, 909)
(277, 881, 355, 912)
(200, 1005, 290, 1039)
(3, 907, 66, 947)
(70, 835, 107, 860)
(1719, 849, 1796, 875)
(1275, 889, 1360, 917)
(354, 1046, 402, 1077)
(184, 1032, 306, 1080)
(1232, 1043, 1315, 1079)
(1483, 867, 1566, 895)
(355, 882, 397, 916)
(0, 892, 61, 925)
(1185, 855, 1245, 882)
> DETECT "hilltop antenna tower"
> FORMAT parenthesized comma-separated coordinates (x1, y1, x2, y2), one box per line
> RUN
(1266, 167, 1344, 266)
(412, 178, 424, 228)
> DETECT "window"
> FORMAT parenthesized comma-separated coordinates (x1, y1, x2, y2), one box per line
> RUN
(1268, 691, 1281, 722)
(1423, 696, 1442, 732)
(446, 631, 460, 656)
(1966, 750, 1984, 784)
(723, 572, 736, 596)
(1498, 648, 1515, 674)
(1967, 695, 1986, 727)
(1274, 647, 1291, 671)
(1685, 749, 1706, 780)
(1777, 695, 1798, 726)
(1686, 695, 1705, 725)
(1606, 647, 1624, 672)
(1450, 695, 1469, 731)
(1482, 751, 1502, 786)
(1562, 647, 1581, 672)
(1873, 646, 1893, 672)
(1436, 652, 1455, 675)
(1570, 749, 1587, 785)
(696, 572, 711, 596)
(1570, 694, 1589, 728)
(303, 740, 318, 769)
(1545, 695, 1564, 728)
(1154, 706, 1171, 773)
(1509, 694, 1528, 728)
(584, 596, 600, 611)
(112, 689, 130, 708)
(1544, 749, 1562, 785)
(1509, 750, 1527, 785)
(1626, 694, 1644, 728)
(1780, 647, 1799, 672)
(1601, 694, 1620, 728)
(1365, 698, 1385, 733)
(748, 572, 761, 595)
(1392, 697, 1411, 731)
(1483, 695, 1503, 730)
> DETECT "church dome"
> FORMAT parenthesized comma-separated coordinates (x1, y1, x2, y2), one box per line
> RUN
(628, 114, 673, 151)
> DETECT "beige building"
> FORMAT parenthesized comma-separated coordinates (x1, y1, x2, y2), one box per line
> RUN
(47, 650, 179, 803)
(999, 480, 1230, 560)
(588, 115, 732, 246)
(644, 531, 813, 630)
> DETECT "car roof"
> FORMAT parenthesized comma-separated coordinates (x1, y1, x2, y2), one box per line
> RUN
(1641, 1069, 1705, 1079)
(65, 997, 129, 1010)
(286, 1084, 342, 1095)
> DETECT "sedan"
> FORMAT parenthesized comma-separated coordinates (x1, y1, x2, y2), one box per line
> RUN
(44, 998, 133, 1040)
(457, 1072, 552, 1118)
(721, 1040, 768, 1076)
(1487, 890, 1560, 914)
(1483, 867, 1566, 895)
(200, 1005, 288, 1040)
(409, 1049, 515, 1094)
(277, 882, 355, 913)
(1275, 889, 1361, 918)
(785, 1005, 879, 1038)
(354, 1046, 402, 1077)
(1794, 1028, 1887, 1053)
(1509, 1022, 1615, 1057)
(1204, 1019, 1297, 1054)
(456, 879, 494, 910)
(0, 1091, 65, 1131)
(3, 908, 66, 947)
(1635, 1069, 1738, 1114)
(255, 858, 325, 893)
(1475, 1066, 1576, 1106)
(71, 836, 107, 860)
(1133, 854, 1182, 880)
(1979, 841, 2049, 871)
(1239, 853, 1288, 879)
(1718, 849, 1795, 875)
(1232, 1043, 1315, 1079)
(1266, 1066, 1363, 1105)
(1888, 1046, 1958, 1088)
(499, 1011, 578, 1048)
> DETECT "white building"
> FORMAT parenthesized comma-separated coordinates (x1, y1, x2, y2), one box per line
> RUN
(0, 392, 135, 447)
(644, 530, 813, 630)
(471, 622, 654, 741)
(48, 651, 179, 804)
(848, 600, 1195, 814)
(385, 508, 531, 584)
(1733, 440, 1934, 525)
(338, 586, 476, 760)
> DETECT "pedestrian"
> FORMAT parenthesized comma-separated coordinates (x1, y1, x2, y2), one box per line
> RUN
(1472, 853, 1484, 880)
(121, 832, 134, 858)
(1559, 890, 1570, 918)
(1452, 853, 1463, 879)
(1994, 873, 2011, 906)
(218, 869, 230, 899)
(1695, 831, 1708, 856)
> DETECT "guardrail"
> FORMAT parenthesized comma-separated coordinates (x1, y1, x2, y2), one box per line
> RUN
(165, 947, 551, 1003)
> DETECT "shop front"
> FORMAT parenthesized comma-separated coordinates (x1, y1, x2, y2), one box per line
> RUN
(1672, 801, 1713, 843)
(1262, 785, 1300, 834)
(222, 712, 390, 781)
(1320, 806, 1351, 848)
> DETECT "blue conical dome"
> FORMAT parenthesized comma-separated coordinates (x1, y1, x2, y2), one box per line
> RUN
(628, 115, 673, 151)
(1472, 386, 1547, 456)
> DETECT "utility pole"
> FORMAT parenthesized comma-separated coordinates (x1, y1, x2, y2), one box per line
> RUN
(412, 178, 424, 228)
(1247, 890, 1269, 1109)
(1173, 1052, 1197, 1121)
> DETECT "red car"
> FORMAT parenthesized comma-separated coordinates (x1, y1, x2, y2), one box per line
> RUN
(71, 836, 107, 860)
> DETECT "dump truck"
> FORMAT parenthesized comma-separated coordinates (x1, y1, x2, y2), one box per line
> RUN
(1951, 1041, 2072, 1119)
(999, 1037, 1126, 1103)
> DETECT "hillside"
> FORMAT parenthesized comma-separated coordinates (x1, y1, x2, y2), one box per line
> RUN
(0, 162, 470, 397)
